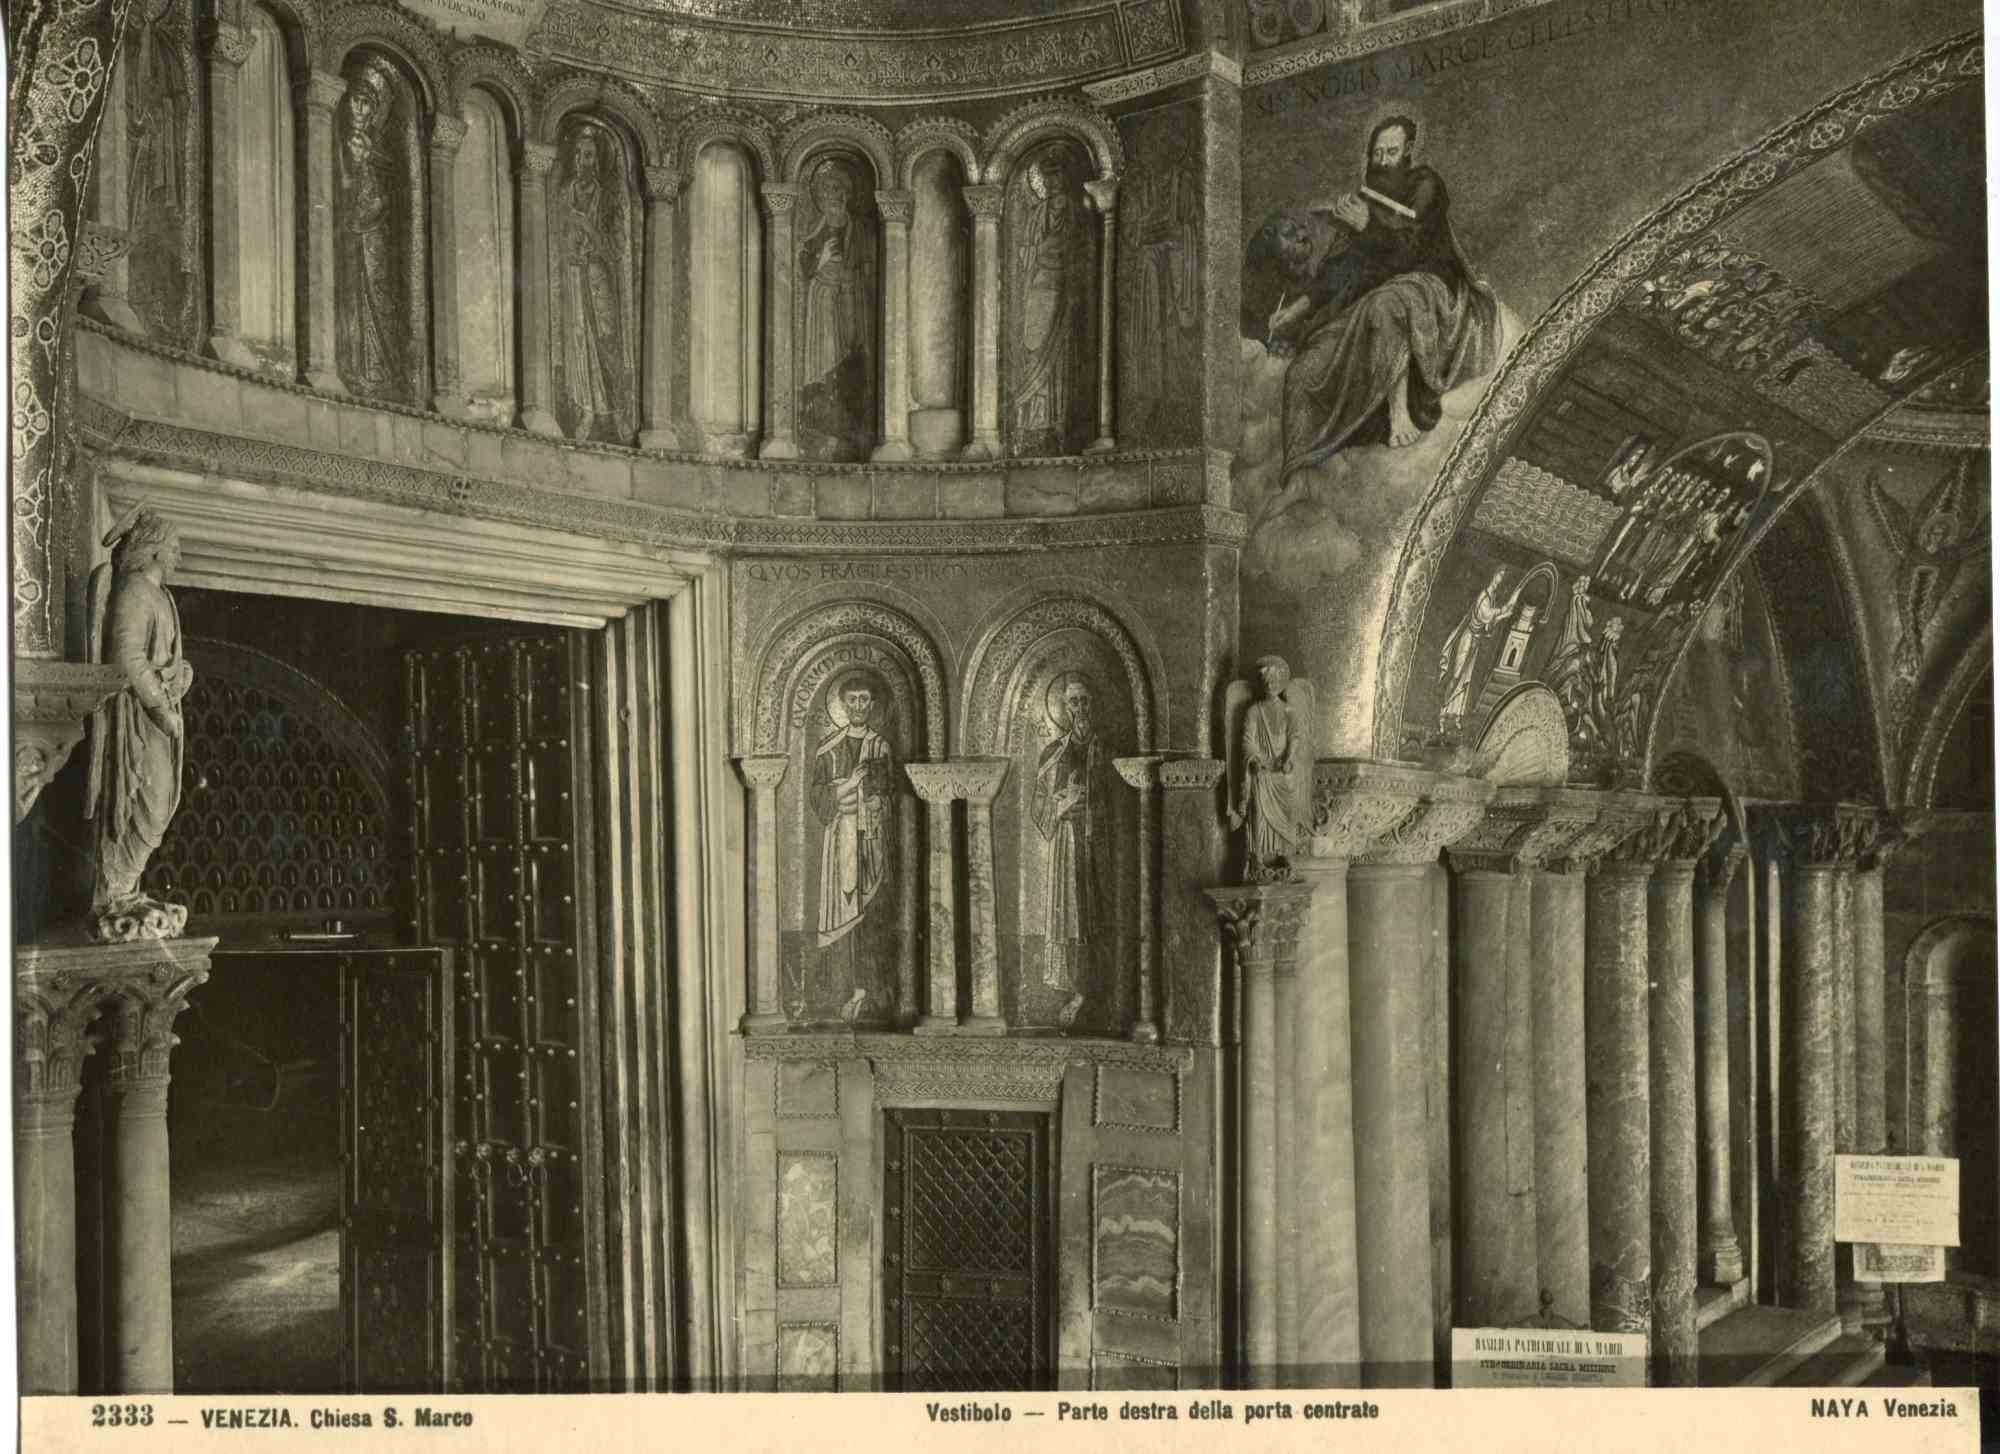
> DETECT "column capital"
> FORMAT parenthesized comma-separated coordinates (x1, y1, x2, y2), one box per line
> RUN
(874, 188, 914, 224)
(962, 183, 1007, 219)
(1111, 754, 1164, 791)
(1158, 756, 1225, 792)
(203, 18, 256, 67)
(299, 68, 347, 114)
(16, 939, 215, 1099)
(427, 114, 468, 156)
(1355, 771, 1495, 866)
(643, 165, 683, 202)
(1863, 808, 1934, 871)
(1559, 790, 1666, 874)
(1305, 758, 1431, 860)
(517, 140, 560, 177)
(1444, 783, 1602, 875)
(1604, 795, 1724, 869)
(904, 757, 1011, 804)
(1082, 178, 1120, 213)
(1206, 882, 1313, 964)
(759, 182, 802, 216)
(1748, 801, 1881, 869)
(734, 753, 790, 791)
(1697, 839, 1747, 893)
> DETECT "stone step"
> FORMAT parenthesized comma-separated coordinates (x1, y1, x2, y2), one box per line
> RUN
(1699, 1304, 1843, 1386)
(1696, 1278, 1751, 1332)
(1774, 1332, 1887, 1387)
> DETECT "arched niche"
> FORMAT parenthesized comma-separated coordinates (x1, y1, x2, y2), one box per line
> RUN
(687, 139, 765, 457)
(749, 601, 950, 1030)
(906, 147, 970, 459)
(549, 112, 642, 445)
(790, 147, 881, 462)
(962, 594, 1156, 1036)
(1001, 135, 1099, 458)
(93, 0, 199, 344)
(330, 46, 429, 405)
(233, 4, 299, 365)
(1904, 915, 1998, 1277)
(452, 86, 517, 423)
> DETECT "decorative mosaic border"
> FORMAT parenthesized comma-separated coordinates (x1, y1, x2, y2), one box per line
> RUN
(1091, 1063, 1183, 1135)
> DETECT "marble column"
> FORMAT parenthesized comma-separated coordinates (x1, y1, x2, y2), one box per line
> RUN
(1113, 757, 1165, 1043)
(1082, 178, 1119, 455)
(735, 756, 789, 1032)
(958, 759, 1011, 1034)
(961, 184, 1005, 461)
(1210, 882, 1312, 1388)
(298, 69, 347, 394)
(1852, 825, 1904, 1330)
(1159, 759, 1228, 1046)
(1579, 795, 1664, 1339)
(1645, 799, 1723, 1387)
(904, 763, 964, 1034)
(1696, 841, 1747, 1288)
(201, 21, 258, 361)
(1752, 804, 1869, 1315)
(1831, 846, 1864, 1334)
(1350, 773, 1492, 1387)
(758, 183, 801, 461)
(637, 166, 682, 450)
(15, 976, 102, 1393)
(426, 115, 469, 417)
(515, 141, 563, 436)
(872, 189, 917, 462)
(1534, 843, 1595, 1328)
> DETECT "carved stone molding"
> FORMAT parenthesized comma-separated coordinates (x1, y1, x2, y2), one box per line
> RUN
(873, 1058, 1065, 1106)
(778, 109, 896, 187)
(446, 43, 540, 136)
(741, 1031, 1190, 1074)
(1158, 757, 1224, 792)
(537, 72, 664, 163)
(319, 0, 451, 111)
(16, 937, 217, 1103)
(1749, 802, 1884, 869)
(981, 96, 1123, 184)
(671, 104, 778, 184)
(74, 220, 132, 285)
(894, 115, 982, 189)
(13, 661, 126, 824)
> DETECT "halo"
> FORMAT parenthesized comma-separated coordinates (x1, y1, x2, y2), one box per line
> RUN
(809, 156, 853, 206)
(825, 670, 878, 730)
(1044, 671, 1092, 732)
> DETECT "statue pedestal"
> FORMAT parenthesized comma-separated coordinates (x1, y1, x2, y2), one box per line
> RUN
(15, 936, 215, 1393)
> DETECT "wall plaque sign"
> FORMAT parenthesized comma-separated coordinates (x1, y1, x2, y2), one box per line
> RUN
(1450, 1328, 1647, 1389)
(1834, 1155, 1960, 1248)
(1854, 1243, 1947, 1283)
(400, 0, 548, 50)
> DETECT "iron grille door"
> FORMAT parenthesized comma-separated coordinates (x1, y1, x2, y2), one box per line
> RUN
(407, 632, 605, 1392)
(882, 1109, 1054, 1392)
(339, 948, 455, 1392)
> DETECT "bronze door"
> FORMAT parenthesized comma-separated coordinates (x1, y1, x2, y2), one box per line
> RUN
(882, 1109, 1054, 1392)
(407, 632, 606, 1392)
(339, 948, 455, 1392)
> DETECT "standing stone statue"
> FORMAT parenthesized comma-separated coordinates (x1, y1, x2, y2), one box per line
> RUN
(335, 59, 405, 400)
(85, 505, 193, 942)
(1225, 656, 1316, 880)
(1010, 148, 1092, 455)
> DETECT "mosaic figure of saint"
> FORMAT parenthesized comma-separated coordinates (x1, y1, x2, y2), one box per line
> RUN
(1011, 149, 1093, 455)
(559, 126, 633, 443)
(809, 675, 894, 950)
(126, 0, 184, 243)
(1031, 672, 1106, 1023)
(798, 158, 874, 458)
(1437, 567, 1523, 732)
(336, 60, 405, 399)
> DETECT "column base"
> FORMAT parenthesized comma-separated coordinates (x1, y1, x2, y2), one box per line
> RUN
(304, 367, 347, 396)
(960, 436, 1001, 463)
(1700, 1237, 1745, 1287)
(739, 1012, 790, 1035)
(637, 427, 685, 452)
(870, 439, 916, 463)
(909, 407, 963, 458)
(520, 407, 563, 437)
(759, 437, 801, 461)
(958, 1014, 1008, 1037)
(912, 1016, 961, 1036)
(1084, 435, 1118, 455)
(1127, 1021, 1161, 1044)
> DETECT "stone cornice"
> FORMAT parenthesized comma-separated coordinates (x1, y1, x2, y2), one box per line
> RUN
(740, 1030, 1191, 1074)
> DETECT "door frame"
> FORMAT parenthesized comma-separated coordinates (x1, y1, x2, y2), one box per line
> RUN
(94, 460, 745, 1394)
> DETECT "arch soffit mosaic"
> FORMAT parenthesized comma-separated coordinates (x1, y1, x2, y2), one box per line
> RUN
(1372, 32, 1988, 770)
(981, 97, 1123, 184)
(958, 583, 1162, 757)
(779, 111, 896, 189)
(894, 115, 983, 190)
(446, 43, 538, 135)
(675, 106, 779, 186)
(750, 598, 949, 758)
(320, 2, 450, 110)
(538, 73, 663, 165)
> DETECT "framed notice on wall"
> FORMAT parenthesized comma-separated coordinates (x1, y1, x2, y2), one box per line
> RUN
(1834, 1154, 1960, 1247)
(1449, 1328, 1647, 1389)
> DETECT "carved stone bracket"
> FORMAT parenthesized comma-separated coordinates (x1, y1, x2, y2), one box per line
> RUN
(1749, 802, 1882, 869)
(1307, 758, 1434, 861)
(13, 661, 127, 824)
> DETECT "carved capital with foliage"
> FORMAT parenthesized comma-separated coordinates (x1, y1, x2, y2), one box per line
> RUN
(516, 140, 559, 178)
(643, 165, 682, 203)
(1606, 796, 1725, 869)
(16, 938, 215, 1107)
(1111, 755, 1164, 791)
(1553, 791, 1665, 876)
(204, 19, 256, 68)
(1354, 770, 1495, 867)
(1305, 758, 1428, 861)
(961, 184, 1006, 220)
(1749, 802, 1880, 869)
(904, 757, 1011, 805)
(1082, 178, 1120, 215)
(874, 188, 915, 225)
(300, 69, 347, 115)
(734, 753, 790, 793)
(759, 182, 801, 217)
(1206, 882, 1311, 968)
(1447, 785, 1602, 876)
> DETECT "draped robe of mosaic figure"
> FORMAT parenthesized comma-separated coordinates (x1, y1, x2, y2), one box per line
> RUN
(809, 677, 894, 953)
(335, 61, 405, 399)
(1011, 151, 1092, 454)
(798, 159, 873, 455)
(559, 127, 632, 442)
(85, 508, 194, 940)
(1031, 673, 1106, 1020)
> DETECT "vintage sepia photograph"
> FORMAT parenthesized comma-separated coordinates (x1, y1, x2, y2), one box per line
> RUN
(4, 0, 1994, 1426)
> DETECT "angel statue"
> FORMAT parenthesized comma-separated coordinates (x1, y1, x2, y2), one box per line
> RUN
(85, 504, 193, 942)
(1225, 655, 1316, 881)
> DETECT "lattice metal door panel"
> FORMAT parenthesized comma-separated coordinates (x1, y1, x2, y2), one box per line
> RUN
(882, 1110, 1053, 1392)
(406, 632, 605, 1393)
(339, 948, 454, 1393)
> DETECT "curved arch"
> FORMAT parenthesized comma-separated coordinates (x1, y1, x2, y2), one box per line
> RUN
(959, 584, 1161, 756)
(446, 43, 537, 136)
(243, 0, 320, 77)
(1370, 31, 1985, 765)
(318, 1, 448, 110)
(1905, 912, 1997, 989)
(981, 96, 1122, 184)
(894, 114, 982, 189)
(1906, 641, 1993, 809)
(779, 110, 895, 188)
(1475, 683, 1570, 787)
(676, 106, 778, 186)
(539, 73, 662, 165)
(750, 599, 949, 757)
